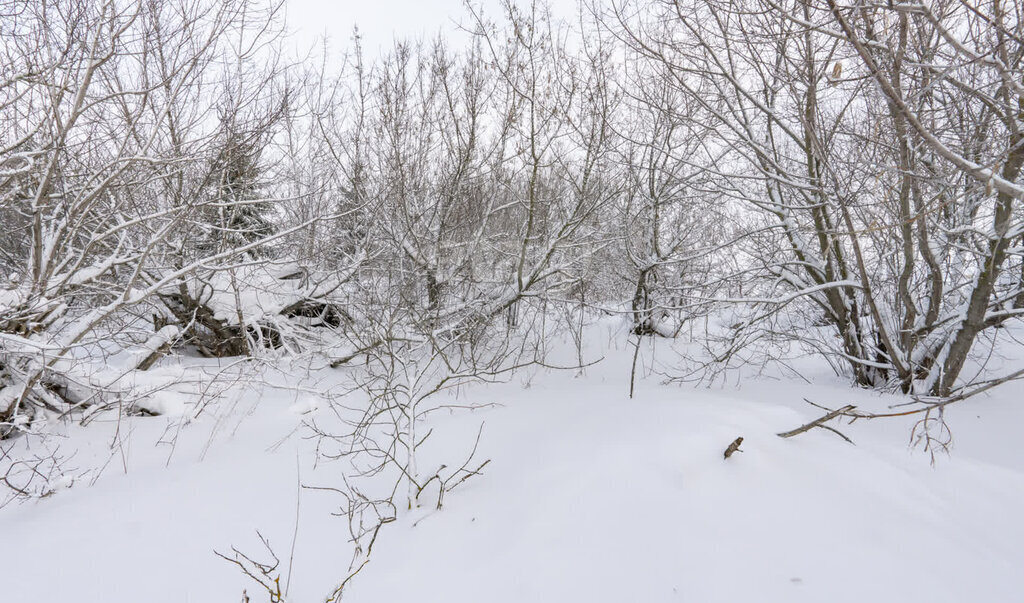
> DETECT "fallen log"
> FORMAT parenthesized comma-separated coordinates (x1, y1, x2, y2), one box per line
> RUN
(135, 325, 181, 371)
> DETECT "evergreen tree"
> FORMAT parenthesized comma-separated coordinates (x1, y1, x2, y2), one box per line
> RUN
(197, 127, 276, 259)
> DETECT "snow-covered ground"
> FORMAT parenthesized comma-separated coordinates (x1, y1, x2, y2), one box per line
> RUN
(2, 318, 1023, 602)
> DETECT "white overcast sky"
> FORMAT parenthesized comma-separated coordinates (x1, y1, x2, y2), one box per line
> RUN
(284, 0, 579, 58)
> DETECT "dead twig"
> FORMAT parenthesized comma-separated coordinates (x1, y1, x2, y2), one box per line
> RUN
(215, 532, 284, 603)
(777, 402, 857, 444)
(324, 558, 371, 603)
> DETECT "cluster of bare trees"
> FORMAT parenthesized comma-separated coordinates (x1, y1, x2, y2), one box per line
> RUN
(4, 0, 1024, 597)
(0, 0, 293, 436)
(2, 0, 1023, 487)
(613, 0, 1024, 397)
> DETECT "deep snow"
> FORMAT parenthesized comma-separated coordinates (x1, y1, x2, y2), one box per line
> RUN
(2, 319, 1022, 602)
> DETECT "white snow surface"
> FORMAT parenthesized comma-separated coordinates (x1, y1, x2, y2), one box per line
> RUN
(1, 319, 1023, 602)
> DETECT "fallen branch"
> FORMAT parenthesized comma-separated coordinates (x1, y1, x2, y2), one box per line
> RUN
(777, 403, 857, 444)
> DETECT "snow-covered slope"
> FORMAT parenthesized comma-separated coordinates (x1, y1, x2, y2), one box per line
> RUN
(1, 321, 1022, 602)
